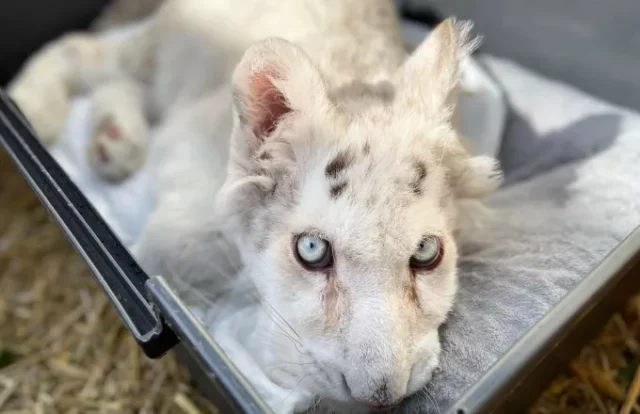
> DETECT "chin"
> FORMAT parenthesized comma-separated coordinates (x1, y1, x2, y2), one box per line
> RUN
(407, 353, 440, 396)
(316, 400, 379, 414)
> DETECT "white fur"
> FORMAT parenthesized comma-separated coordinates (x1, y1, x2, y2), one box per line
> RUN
(8, 1, 503, 412)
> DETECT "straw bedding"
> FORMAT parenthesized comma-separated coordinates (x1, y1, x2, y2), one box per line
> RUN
(0, 151, 217, 413)
(1, 148, 639, 413)
(531, 294, 640, 414)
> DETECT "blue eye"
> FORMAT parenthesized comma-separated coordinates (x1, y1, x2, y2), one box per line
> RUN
(294, 234, 333, 269)
(410, 236, 443, 270)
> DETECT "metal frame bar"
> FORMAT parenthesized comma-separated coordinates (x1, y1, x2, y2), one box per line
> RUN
(450, 225, 640, 414)
(0, 89, 176, 358)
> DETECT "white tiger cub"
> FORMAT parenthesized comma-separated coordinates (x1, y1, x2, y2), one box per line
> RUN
(7, 0, 503, 412)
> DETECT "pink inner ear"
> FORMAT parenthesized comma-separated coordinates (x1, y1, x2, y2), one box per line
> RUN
(249, 70, 292, 138)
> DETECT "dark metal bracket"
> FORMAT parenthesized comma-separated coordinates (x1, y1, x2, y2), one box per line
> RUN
(0, 89, 178, 358)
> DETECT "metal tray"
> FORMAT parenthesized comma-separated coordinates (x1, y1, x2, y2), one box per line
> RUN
(3, 79, 640, 414)
(451, 225, 640, 414)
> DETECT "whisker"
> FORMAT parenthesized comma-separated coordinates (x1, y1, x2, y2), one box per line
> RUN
(282, 373, 311, 405)
(219, 278, 306, 354)
(245, 288, 304, 350)
(262, 300, 303, 341)
(259, 303, 304, 347)
(266, 361, 316, 369)
(420, 388, 441, 414)
(312, 396, 323, 414)
(211, 235, 243, 272)
(166, 263, 220, 306)
(275, 331, 305, 355)
(257, 307, 305, 353)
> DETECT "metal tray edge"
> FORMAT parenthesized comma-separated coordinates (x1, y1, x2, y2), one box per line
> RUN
(450, 224, 640, 414)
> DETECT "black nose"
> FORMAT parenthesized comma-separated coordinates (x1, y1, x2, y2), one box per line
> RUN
(353, 398, 397, 412)
(342, 375, 401, 411)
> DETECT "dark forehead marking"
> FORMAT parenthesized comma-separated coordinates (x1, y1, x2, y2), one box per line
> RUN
(414, 160, 427, 181)
(267, 181, 278, 198)
(325, 150, 354, 179)
(259, 150, 272, 160)
(409, 160, 428, 196)
(330, 181, 348, 199)
(363, 142, 371, 156)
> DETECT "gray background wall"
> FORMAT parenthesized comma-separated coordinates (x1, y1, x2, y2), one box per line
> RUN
(0, 0, 110, 87)
(403, 0, 640, 111)
(2, 0, 638, 111)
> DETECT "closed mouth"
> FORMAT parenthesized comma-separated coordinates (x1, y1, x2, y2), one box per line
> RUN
(359, 399, 403, 413)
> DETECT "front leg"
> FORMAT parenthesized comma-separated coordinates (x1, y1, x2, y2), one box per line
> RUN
(7, 34, 106, 146)
(86, 79, 150, 182)
(8, 19, 157, 148)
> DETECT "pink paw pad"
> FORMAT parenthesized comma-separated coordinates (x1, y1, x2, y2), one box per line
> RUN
(96, 143, 110, 163)
(99, 116, 122, 141)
